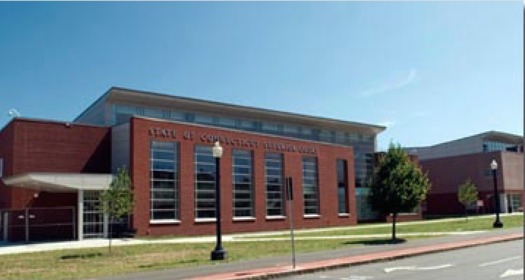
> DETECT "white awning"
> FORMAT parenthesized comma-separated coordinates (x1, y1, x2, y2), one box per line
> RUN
(2, 173, 113, 193)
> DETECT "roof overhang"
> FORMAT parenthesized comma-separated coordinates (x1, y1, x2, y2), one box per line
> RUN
(482, 131, 523, 145)
(103, 87, 386, 135)
(2, 173, 113, 193)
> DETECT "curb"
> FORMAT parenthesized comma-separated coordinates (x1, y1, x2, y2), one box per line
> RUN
(189, 233, 523, 280)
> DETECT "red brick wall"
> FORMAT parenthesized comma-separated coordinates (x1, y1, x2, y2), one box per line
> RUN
(130, 117, 356, 236)
(0, 121, 15, 209)
(420, 151, 523, 215)
(0, 119, 111, 209)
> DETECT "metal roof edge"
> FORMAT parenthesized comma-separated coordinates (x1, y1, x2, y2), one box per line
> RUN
(108, 86, 386, 134)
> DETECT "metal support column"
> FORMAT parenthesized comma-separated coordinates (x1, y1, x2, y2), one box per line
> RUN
(78, 190, 84, 240)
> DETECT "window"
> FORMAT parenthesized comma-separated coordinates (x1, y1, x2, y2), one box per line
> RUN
(83, 191, 104, 238)
(0, 158, 3, 177)
(509, 194, 522, 212)
(144, 107, 163, 119)
(185, 113, 195, 122)
(262, 122, 279, 132)
(283, 125, 300, 135)
(236, 119, 257, 130)
(232, 150, 254, 218)
(265, 153, 284, 216)
(218, 117, 236, 128)
(169, 110, 184, 121)
(337, 159, 349, 214)
(302, 157, 319, 215)
(483, 141, 519, 153)
(195, 114, 213, 124)
(150, 141, 179, 221)
(194, 145, 216, 219)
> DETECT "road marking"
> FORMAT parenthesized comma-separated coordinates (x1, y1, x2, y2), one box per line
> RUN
(384, 264, 453, 273)
(479, 256, 521, 267)
(347, 276, 373, 280)
(384, 266, 416, 273)
(500, 269, 523, 278)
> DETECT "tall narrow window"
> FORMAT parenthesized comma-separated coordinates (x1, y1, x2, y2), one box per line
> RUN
(0, 158, 3, 177)
(337, 159, 349, 214)
(194, 145, 216, 219)
(302, 157, 319, 215)
(150, 141, 179, 221)
(232, 150, 254, 218)
(265, 153, 284, 217)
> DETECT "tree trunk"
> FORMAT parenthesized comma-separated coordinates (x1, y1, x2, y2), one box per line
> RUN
(465, 206, 469, 222)
(109, 217, 113, 255)
(391, 213, 397, 243)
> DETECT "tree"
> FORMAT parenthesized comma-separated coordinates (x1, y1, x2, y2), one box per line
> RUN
(369, 144, 431, 243)
(99, 166, 134, 253)
(457, 179, 478, 222)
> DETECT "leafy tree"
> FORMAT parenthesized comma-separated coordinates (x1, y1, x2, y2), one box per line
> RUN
(369, 144, 431, 243)
(457, 179, 478, 221)
(99, 166, 134, 253)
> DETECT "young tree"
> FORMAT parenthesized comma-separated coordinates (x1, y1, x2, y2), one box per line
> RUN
(457, 179, 478, 222)
(99, 166, 134, 253)
(369, 144, 431, 243)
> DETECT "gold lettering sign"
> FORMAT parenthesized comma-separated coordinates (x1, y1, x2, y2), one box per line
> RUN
(149, 127, 316, 154)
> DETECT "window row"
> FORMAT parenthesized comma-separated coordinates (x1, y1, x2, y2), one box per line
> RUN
(149, 141, 350, 221)
(113, 104, 375, 146)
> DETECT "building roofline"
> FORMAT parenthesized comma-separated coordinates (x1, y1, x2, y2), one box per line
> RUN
(73, 87, 113, 123)
(480, 130, 523, 145)
(102, 86, 386, 135)
(413, 130, 523, 149)
(2, 117, 110, 130)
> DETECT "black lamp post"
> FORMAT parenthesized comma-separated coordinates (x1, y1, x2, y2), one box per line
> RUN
(211, 141, 227, 260)
(490, 159, 503, 228)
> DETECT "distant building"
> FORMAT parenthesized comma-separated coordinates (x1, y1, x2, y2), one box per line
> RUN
(0, 87, 385, 242)
(409, 131, 524, 216)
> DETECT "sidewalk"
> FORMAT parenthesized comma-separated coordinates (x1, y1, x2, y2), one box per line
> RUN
(96, 227, 523, 280)
(0, 213, 516, 256)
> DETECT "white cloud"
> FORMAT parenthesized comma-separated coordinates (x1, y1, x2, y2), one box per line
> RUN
(360, 69, 418, 97)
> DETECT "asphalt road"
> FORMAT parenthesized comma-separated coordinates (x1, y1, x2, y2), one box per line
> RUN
(280, 240, 524, 280)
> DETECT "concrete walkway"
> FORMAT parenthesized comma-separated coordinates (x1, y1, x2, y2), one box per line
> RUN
(0, 214, 515, 255)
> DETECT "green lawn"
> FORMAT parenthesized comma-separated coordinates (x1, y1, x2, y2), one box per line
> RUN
(245, 214, 524, 238)
(0, 238, 383, 280)
(0, 214, 522, 280)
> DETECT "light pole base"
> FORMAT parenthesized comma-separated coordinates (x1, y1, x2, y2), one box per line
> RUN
(493, 221, 504, 228)
(211, 249, 227, 261)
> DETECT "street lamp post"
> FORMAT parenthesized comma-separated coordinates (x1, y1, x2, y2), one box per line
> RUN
(211, 141, 227, 260)
(490, 159, 503, 228)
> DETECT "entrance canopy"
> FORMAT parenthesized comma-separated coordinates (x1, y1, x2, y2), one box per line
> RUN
(2, 173, 113, 193)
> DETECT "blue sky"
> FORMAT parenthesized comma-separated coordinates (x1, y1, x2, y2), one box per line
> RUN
(0, 1, 522, 150)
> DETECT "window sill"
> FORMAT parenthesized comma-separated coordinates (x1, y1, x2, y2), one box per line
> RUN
(233, 217, 256, 222)
(195, 218, 216, 223)
(338, 213, 350, 217)
(150, 219, 181, 225)
(303, 214, 321, 219)
(266, 216, 286, 220)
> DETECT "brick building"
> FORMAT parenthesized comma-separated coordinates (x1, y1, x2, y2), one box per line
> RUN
(409, 131, 524, 216)
(0, 87, 385, 241)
